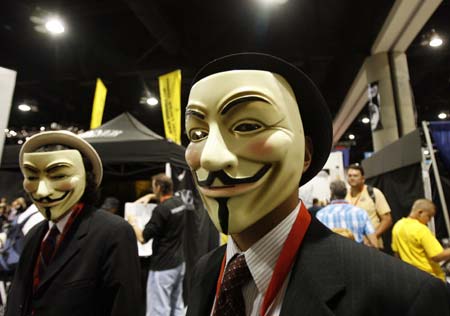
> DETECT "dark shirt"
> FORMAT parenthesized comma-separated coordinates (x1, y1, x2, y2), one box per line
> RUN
(143, 196, 185, 270)
(308, 205, 322, 218)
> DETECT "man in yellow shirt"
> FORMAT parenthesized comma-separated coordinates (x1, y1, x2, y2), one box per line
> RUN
(346, 164, 392, 248)
(392, 199, 450, 281)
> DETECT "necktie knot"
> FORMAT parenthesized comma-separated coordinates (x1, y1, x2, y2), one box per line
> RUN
(213, 254, 252, 316)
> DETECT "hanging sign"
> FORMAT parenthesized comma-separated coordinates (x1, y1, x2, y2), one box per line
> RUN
(159, 70, 181, 144)
(0, 67, 17, 165)
(90, 78, 107, 129)
(368, 81, 383, 131)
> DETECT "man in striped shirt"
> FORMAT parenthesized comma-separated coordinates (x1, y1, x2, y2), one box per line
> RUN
(317, 180, 378, 247)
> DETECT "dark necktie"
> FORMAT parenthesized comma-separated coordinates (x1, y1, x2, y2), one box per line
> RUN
(41, 225, 60, 266)
(213, 254, 252, 316)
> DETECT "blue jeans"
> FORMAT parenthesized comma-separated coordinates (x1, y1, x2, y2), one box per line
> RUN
(146, 263, 185, 316)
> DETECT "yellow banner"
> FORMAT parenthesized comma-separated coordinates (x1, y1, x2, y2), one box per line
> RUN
(90, 78, 107, 129)
(159, 70, 181, 144)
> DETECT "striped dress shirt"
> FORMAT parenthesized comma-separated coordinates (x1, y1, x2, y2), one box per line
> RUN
(214, 201, 301, 316)
(316, 200, 374, 243)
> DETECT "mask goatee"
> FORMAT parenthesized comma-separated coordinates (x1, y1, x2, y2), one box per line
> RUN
(216, 198, 229, 234)
(45, 207, 51, 220)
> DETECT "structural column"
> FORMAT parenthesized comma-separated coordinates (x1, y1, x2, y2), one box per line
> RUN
(365, 52, 416, 152)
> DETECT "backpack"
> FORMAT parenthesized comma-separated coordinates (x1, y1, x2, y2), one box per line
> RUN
(0, 210, 38, 272)
(367, 185, 377, 204)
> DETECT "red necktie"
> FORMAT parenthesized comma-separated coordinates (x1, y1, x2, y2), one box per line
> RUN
(41, 225, 60, 266)
(213, 254, 252, 316)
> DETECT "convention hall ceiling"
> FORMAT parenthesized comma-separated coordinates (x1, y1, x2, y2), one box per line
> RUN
(1, 0, 449, 161)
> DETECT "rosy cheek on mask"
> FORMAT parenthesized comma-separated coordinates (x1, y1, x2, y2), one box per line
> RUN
(185, 144, 202, 169)
(55, 181, 75, 192)
(23, 180, 35, 193)
(247, 140, 273, 157)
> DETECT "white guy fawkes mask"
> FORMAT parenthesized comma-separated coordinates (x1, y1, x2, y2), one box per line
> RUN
(185, 70, 305, 234)
(22, 150, 86, 221)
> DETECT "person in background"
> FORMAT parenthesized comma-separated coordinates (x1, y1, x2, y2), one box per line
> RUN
(307, 198, 322, 217)
(346, 163, 392, 248)
(316, 180, 378, 247)
(8, 197, 27, 222)
(392, 199, 450, 281)
(128, 173, 186, 316)
(6, 131, 142, 316)
(99, 196, 120, 215)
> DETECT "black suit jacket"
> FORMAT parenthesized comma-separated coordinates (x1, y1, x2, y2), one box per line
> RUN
(187, 217, 450, 315)
(6, 206, 143, 316)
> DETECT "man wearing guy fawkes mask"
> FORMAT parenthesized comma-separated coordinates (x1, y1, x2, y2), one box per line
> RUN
(185, 53, 450, 316)
(6, 131, 142, 316)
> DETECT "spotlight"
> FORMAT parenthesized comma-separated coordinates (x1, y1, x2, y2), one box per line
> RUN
(429, 36, 443, 47)
(40, 126, 46, 131)
(258, 0, 288, 5)
(17, 140, 24, 145)
(18, 104, 31, 112)
(146, 97, 159, 106)
(348, 134, 355, 140)
(438, 112, 447, 120)
(45, 17, 65, 35)
(361, 117, 370, 124)
(424, 149, 430, 155)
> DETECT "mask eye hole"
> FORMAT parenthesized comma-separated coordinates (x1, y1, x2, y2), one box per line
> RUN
(232, 121, 264, 134)
(50, 174, 67, 180)
(189, 129, 209, 142)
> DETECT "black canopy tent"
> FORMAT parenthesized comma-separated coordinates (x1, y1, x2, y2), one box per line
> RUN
(79, 112, 188, 177)
(1, 112, 187, 174)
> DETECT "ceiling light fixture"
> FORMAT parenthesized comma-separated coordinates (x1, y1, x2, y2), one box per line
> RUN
(429, 36, 443, 47)
(45, 17, 65, 35)
(348, 134, 355, 140)
(18, 104, 31, 112)
(40, 126, 46, 131)
(146, 97, 159, 106)
(258, 0, 288, 5)
(438, 112, 448, 120)
(361, 117, 370, 124)
(428, 29, 443, 47)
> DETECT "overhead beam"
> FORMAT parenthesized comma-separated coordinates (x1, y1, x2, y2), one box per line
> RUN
(332, 0, 442, 144)
(124, 0, 180, 56)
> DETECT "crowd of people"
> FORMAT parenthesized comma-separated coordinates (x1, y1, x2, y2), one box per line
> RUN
(310, 164, 450, 283)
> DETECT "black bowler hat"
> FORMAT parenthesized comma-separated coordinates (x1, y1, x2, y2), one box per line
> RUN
(191, 52, 333, 186)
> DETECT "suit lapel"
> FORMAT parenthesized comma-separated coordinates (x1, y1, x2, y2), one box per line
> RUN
(189, 246, 225, 316)
(36, 207, 92, 292)
(281, 218, 346, 316)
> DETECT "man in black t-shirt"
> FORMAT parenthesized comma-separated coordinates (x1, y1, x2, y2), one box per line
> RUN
(130, 173, 186, 316)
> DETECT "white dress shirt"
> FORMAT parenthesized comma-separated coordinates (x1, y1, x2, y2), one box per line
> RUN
(215, 201, 301, 316)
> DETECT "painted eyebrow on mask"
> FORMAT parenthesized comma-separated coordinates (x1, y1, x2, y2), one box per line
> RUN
(185, 109, 205, 120)
(46, 163, 72, 173)
(23, 164, 39, 173)
(220, 96, 271, 115)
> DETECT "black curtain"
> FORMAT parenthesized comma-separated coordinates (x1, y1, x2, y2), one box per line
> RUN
(172, 166, 219, 305)
(366, 163, 425, 254)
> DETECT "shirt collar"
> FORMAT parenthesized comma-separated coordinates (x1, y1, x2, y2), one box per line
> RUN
(48, 210, 72, 233)
(227, 200, 301, 295)
(330, 199, 348, 204)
